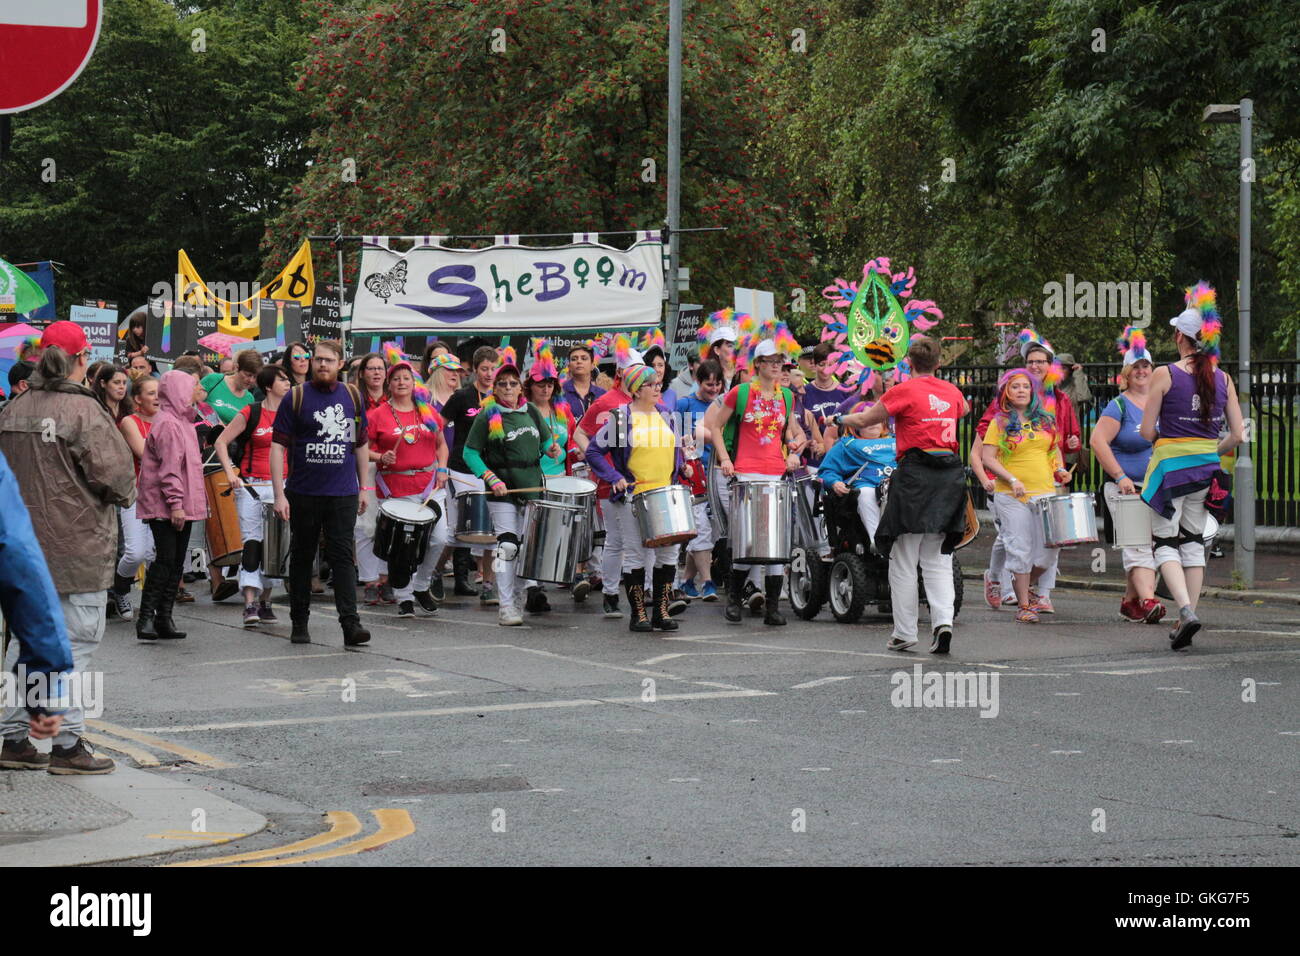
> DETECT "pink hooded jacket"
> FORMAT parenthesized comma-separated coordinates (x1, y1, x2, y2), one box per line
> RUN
(136, 371, 206, 522)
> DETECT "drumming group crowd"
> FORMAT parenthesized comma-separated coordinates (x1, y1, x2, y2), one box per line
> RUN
(0, 287, 1245, 773)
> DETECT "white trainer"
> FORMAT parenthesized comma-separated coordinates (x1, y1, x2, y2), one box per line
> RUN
(498, 604, 523, 627)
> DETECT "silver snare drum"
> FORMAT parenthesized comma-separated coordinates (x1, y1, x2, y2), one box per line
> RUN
(1105, 483, 1153, 549)
(730, 478, 792, 564)
(518, 499, 587, 586)
(632, 484, 696, 547)
(1037, 492, 1098, 548)
(543, 475, 597, 560)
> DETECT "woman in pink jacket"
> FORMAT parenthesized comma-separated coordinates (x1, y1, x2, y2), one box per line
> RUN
(135, 371, 206, 641)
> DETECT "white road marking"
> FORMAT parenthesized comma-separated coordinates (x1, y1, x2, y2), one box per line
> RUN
(1162, 739, 1195, 744)
(530, 788, 565, 793)
(502, 738, 530, 743)
(692, 681, 744, 690)
(1156, 687, 1191, 693)
(656, 636, 899, 661)
(800, 767, 831, 772)
(1049, 750, 1083, 755)
(1211, 629, 1300, 638)
(1083, 665, 1213, 675)
(198, 652, 351, 666)
(506, 645, 680, 680)
(791, 676, 856, 689)
(636, 650, 801, 666)
(728, 718, 759, 724)
(839, 709, 868, 714)
(1279, 731, 1300, 736)
(931, 758, 961, 764)
(134, 689, 777, 733)
(1054, 692, 1081, 696)
(668, 778, 700, 783)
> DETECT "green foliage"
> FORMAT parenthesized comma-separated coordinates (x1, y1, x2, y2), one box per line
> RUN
(0, 0, 314, 308)
(265, 0, 821, 318)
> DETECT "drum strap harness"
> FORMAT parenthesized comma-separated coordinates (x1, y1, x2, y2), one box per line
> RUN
(1153, 525, 1203, 552)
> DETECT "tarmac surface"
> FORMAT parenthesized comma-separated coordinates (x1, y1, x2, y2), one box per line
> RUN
(3, 553, 1295, 867)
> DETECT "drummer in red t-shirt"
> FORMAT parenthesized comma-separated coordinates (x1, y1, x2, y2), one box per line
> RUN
(365, 357, 450, 618)
(833, 336, 969, 654)
(214, 364, 294, 628)
(703, 338, 808, 627)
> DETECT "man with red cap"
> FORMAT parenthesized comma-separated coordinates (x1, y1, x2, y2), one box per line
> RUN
(0, 322, 135, 774)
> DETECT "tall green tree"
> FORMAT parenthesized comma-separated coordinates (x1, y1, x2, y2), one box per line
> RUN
(267, 0, 822, 317)
(760, 0, 1300, 359)
(0, 0, 314, 309)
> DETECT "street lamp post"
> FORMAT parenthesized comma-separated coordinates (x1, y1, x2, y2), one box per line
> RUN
(1203, 98, 1254, 587)
(665, 0, 682, 331)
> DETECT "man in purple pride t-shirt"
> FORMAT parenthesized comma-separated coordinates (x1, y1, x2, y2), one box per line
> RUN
(271, 340, 371, 647)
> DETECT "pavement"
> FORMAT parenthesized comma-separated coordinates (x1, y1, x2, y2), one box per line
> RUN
(1, 562, 1297, 867)
(962, 509, 1300, 606)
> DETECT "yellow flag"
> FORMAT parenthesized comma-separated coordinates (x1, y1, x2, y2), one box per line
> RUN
(177, 240, 315, 338)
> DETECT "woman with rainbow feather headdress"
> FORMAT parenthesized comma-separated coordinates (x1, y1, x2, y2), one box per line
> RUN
(1138, 282, 1245, 650)
(462, 355, 564, 627)
(521, 339, 583, 612)
(358, 343, 452, 618)
(979, 368, 1070, 624)
(1089, 326, 1166, 626)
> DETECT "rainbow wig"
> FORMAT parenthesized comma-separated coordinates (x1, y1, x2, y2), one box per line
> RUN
(640, 328, 666, 355)
(992, 369, 1056, 456)
(382, 341, 441, 429)
(528, 338, 558, 381)
(1185, 280, 1221, 362)
(612, 332, 634, 369)
(698, 307, 736, 344)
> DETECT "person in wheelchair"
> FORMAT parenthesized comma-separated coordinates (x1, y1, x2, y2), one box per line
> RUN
(817, 403, 896, 548)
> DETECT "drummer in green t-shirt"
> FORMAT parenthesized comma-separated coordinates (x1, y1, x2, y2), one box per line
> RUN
(202, 350, 263, 425)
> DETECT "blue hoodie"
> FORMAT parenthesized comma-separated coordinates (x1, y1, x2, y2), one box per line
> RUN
(818, 436, 897, 490)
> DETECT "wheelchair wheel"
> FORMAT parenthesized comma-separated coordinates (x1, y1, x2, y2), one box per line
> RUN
(787, 545, 828, 620)
(829, 553, 868, 624)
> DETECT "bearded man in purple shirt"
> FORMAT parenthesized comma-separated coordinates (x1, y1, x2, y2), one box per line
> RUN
(271, 340, 371, 647)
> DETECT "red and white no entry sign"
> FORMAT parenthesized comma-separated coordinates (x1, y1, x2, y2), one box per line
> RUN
(0, 1, 103, 114)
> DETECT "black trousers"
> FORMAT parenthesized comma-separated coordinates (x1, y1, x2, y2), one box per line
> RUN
(145, 519, 194, 616)
(288, 492, 359, 630)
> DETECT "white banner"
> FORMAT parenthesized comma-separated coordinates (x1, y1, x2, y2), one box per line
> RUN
(351, 239, 664, 334)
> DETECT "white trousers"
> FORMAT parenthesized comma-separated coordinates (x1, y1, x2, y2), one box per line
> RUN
(116, 501, 155, 579)
(354, 483, 384, 584)
(391, 488, 450, 602)
(235, 480, 275, 592)
(488, 500, 526, 609)
(1103, 482, 1158, 572)
(1151, 486, 1209, 569)
(687, 500, 714, 552)
(888, 533, 954, 642)
(992, 493, 1057, 575)
(618, 499, 678, 573)
(855, 488, 882, 542)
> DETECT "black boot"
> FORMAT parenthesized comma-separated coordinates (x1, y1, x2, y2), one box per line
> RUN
(763, 575, 786, 626)
(135, 570, 162, 640)
(153, 574, 187, 640)
(452, 547, 478, 596)
(724, 569, 746, 623)
(624, 572, 652, 632)
(650, 565, 679, 631)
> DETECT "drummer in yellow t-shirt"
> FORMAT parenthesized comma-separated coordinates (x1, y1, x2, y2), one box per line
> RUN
(584, 363, 690, 633)
(980, 370, 1070, 624)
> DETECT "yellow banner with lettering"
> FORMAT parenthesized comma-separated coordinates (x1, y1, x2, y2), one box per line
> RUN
(177, 240, 315, 337)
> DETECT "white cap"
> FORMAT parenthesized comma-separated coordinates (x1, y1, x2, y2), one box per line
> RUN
(616, 347, 645, 371)
(708, 326, 737, 346)
(1020, 338, 1054, 360)
(1122, 345, 1153, 368)
(753, 339, 778, 360)
(1170, 307, 1203, 338)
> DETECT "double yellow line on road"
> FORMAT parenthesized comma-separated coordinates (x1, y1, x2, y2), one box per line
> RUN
(86, 719, 235, 769)
(166, 810, 414, 867)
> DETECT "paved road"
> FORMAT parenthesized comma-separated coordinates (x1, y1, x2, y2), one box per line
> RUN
(89, 580, 1299, 866)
